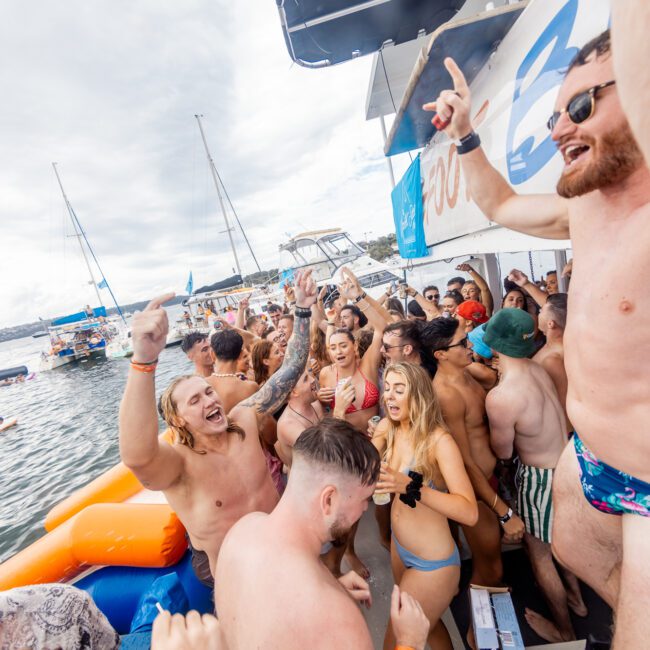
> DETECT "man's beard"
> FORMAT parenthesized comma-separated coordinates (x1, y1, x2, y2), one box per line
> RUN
(556, 122, 643, 198)
(329, 516, 352, 547)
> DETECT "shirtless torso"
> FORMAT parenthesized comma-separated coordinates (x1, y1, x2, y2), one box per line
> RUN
(206, 375, 258, 414)
(216, 512, 373, 650)
(487, 358, 566, 468)
(533, 340, 571, 433)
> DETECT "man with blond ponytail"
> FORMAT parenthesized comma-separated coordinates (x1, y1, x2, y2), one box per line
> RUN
(119, 270, 318, 587)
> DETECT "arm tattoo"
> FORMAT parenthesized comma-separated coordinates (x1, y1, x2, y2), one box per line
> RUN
(240, 314, 310, 415)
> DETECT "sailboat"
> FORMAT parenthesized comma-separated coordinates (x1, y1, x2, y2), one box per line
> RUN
(40, 164, 126, 370)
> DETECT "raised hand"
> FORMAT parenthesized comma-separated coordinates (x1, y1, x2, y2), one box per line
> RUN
(390, 586, 429, 650)
(340, 267, 363, 299)
(422, 57, 473, 140)
(338, 570, 372, 609)
(131, 293, 174, 364)
(294, 270, 317, 308)
(238, 296, 250, 311)
(562, 258, 573, 278)
(507, 269, 529, 287)
(456, 262, 475, 274)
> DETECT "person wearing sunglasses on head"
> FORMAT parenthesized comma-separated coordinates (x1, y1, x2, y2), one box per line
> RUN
(424, 29, 650, 647)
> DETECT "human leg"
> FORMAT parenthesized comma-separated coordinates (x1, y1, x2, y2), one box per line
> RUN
(523, 532, 575, 642)
(374, 500, 392, 550)
(610, 510, 650, 647)
(383, 540, 407, 650)
(462, 502, 503, 586)
(552, 443, 622, 607)
(344, 520, 370, 578)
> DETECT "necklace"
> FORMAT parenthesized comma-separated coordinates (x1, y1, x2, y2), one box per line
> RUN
(288, 404, 319, 426)
(212, 372, 245, 380)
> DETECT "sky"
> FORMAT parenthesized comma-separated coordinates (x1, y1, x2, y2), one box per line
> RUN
(0, 0, 413, 327)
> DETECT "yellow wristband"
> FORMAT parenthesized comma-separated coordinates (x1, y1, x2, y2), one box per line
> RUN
(395, 646, 416, 650)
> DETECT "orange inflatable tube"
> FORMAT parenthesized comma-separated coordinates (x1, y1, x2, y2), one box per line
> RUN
(0, 503, 186, 590)
(45, 429, 176, 531)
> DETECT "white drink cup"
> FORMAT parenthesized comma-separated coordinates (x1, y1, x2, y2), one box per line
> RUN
(373, 491, 391, 506)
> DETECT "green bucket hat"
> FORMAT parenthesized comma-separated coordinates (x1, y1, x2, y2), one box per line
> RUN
(483, 308, 536, 358)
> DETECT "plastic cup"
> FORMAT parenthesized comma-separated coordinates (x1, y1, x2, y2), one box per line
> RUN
(373, 492, 391, 506)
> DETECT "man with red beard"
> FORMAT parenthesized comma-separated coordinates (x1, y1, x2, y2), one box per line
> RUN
(425, 30, 650, 647)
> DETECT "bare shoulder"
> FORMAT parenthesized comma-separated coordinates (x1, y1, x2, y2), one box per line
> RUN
(277, 415, 304, 447)
(221, 511, 268, 552)
(435, 381, 465, 413)
(319, 364, 334, 385)
(226, 404, 258, 436)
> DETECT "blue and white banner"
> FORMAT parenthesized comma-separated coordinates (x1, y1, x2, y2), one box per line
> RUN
(97, 278, 108, 290)
(186, 271, 193, 295)
(391, 154, 429, 259)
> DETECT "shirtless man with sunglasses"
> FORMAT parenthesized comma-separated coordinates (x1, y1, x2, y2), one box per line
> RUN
(424, 30, 650, 648)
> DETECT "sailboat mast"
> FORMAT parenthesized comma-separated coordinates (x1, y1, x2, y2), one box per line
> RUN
(52, 162, 103, 307)
(194, 114, 243, 279)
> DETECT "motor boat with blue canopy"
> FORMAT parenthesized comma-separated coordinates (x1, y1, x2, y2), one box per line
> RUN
(384, 2, 526, 156)
(274, 0, 464, 67)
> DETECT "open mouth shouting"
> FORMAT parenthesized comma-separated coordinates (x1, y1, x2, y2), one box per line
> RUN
(561, 142, 591, 169)
(205, 405, 224, 425)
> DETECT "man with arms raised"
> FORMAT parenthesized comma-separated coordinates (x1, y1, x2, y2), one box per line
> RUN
(216, 418, 430, 650)
(119, 271, 317, 586)
(421, 317, 524, 589)
(427, 30, 650, 646)
(484, 309, 585, 641)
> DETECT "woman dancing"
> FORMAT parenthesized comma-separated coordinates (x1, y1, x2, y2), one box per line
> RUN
(373, 362, 478, 650)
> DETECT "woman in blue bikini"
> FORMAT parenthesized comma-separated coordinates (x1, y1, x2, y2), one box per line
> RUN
(373, 362, 478, 650)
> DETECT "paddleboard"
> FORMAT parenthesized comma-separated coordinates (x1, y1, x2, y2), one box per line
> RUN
(0, 418, 17, 432)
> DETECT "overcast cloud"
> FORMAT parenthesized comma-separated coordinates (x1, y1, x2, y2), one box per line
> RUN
(0, 0, 412, 327)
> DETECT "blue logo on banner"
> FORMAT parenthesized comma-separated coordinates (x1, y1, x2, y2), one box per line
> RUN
(506, 0, 579, 184)
(391, 155, 429, 259)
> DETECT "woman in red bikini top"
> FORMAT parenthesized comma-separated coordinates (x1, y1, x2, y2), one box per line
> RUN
(318, 268, 386, 434)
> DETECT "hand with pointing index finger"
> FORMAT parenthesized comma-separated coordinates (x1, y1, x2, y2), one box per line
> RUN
(131, 292, 175, 364)
(422, 57, 473, 141)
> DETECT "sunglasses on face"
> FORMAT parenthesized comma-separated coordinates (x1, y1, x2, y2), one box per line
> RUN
(546, 80, 616, 131)
(425, 293, 440, 300)
(443, 337, 468, 351)
(382, 342, 406, 351)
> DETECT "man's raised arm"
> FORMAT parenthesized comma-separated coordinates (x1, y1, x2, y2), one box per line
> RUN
(234, 270, 317, 420)
(119, 294, 184, 490)
(423, 57, 570, 240)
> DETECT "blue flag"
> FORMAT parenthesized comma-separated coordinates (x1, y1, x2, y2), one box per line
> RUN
(97, 278, 108, 289)
(391, 154, 429, 259)
(186, 271, 193, 295)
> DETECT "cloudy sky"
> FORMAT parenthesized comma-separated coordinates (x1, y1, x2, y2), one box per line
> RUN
(0, 0, 414, 327)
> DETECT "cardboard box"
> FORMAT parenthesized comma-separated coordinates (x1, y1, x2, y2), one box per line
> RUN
(469, 585, 525, 650)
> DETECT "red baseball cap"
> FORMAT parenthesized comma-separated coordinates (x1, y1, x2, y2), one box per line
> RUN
(456, 300, 488, 324)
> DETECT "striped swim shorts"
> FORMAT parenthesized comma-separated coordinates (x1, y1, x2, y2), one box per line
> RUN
(515, 463, 554, 543)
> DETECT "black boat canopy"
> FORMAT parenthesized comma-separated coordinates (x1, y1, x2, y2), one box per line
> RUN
(274, 0, 464, 67)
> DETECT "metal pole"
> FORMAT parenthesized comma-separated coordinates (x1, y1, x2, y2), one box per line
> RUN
(194, 115, 243, 279)
(379, 115, 396, 189)
(52, 163, 103, 308)
(554, 249, 568, 292)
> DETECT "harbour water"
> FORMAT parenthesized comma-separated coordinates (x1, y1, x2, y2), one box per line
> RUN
(0, 307, 190, 564)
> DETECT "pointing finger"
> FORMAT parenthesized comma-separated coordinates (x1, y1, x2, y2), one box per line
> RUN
(444, 57, 469, 95)
(145, 292, 175, 311)
(422, 101, 436, 112)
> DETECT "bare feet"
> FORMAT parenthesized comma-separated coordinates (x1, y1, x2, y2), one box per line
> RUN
(344, 549, 370, 579)
(524, 609, 573, 643)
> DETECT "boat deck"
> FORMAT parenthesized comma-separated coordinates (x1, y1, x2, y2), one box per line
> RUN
(354, 503, 612, 649)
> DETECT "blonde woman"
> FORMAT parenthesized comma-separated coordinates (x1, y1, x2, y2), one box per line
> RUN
(373, 362, 478, 650)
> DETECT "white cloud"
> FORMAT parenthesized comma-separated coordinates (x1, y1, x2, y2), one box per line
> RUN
(0, 0, 411, 327)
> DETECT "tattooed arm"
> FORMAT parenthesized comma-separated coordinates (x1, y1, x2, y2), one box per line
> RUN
(230, 271, 317, 425)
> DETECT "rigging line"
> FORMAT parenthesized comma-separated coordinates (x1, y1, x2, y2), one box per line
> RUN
(214, 169, 262, 273)
(292, 0, 333, 55)
(66, 203, 126, 325)
(379, 50, 413, 163)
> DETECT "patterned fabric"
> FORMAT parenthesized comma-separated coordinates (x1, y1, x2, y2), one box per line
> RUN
(574, 432, 650, 517)
(516, 463, 554, 543)
(0, 583, 119, 650)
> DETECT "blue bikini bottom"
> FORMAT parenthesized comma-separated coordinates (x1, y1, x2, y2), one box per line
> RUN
(392, 534, 460, 572)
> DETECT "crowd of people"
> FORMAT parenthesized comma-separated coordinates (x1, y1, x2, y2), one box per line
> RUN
(2, 22, 649, 650)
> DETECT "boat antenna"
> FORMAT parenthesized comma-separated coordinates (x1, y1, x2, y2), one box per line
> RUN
(194, 114, 243, 280)
(51, 163, 126, 325)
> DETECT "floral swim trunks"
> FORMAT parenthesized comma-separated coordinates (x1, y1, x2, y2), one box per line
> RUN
(573, 432, 650, 516)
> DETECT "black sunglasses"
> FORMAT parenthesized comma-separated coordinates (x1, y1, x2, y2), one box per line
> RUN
(444, 337, 468, 351)
(546, 80, 616, 131)
(425, 293, 440, 300)
(382, 342, 406, 351)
